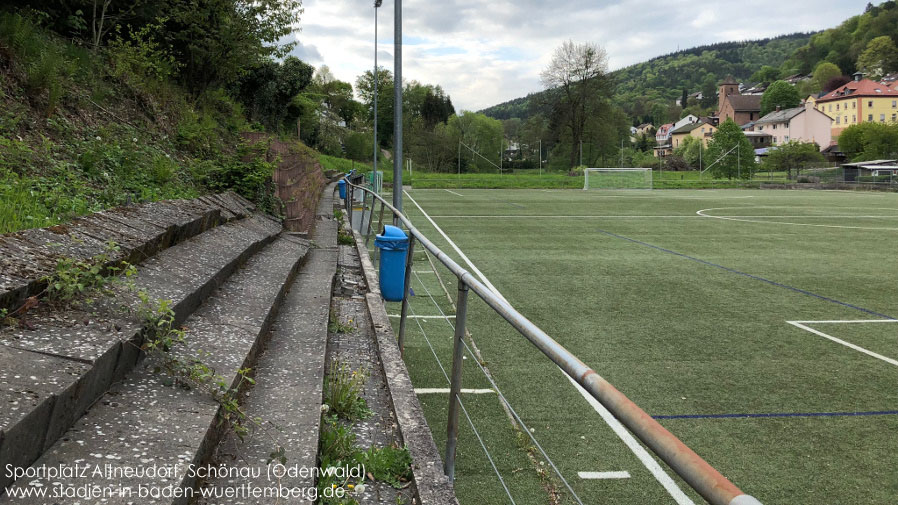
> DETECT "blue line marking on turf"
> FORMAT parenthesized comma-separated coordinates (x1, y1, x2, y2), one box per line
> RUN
(653, 410, 898, 420)
(596, 229, 895, 320)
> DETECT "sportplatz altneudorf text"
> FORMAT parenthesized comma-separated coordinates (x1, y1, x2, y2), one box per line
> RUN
(6, 462, 365, 482)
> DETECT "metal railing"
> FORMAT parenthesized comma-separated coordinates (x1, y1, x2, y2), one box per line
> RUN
(342, 179, 763, 505)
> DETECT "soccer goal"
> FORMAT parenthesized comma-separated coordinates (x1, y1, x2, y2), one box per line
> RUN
(583, 168, 653, 190)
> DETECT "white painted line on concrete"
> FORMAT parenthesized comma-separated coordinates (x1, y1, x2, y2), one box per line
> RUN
(444, 189, 464, 197)
(578, 471, 631, 480)
(388, 314, 453, 319)
(563, 370, 695, 505)
(414, 388, 495, 394)
(404, 190, 510, 305)
(787, 321, 898, 367)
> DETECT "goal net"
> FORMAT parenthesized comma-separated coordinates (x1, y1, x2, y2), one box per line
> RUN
(583, 168, 653, 190)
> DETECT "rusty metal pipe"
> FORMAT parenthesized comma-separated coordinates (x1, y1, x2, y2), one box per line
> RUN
(346, 182, 761, 505)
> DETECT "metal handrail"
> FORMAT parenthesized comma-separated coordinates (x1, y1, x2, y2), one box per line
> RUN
(343, 180, 762, 505)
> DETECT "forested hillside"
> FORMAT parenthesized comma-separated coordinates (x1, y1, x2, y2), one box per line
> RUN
(481, 33, 812, 123)
(784, 1, 898, 75)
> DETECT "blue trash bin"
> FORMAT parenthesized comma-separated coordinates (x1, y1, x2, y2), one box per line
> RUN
(337, 179, 347, 199)
(374, 225, 409, 302)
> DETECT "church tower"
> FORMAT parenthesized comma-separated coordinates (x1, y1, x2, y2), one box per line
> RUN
(718, 76, 739, 113)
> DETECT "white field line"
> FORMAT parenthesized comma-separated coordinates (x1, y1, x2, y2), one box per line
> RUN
(444, 189, 464, 197)
(431, 215, 698, 218)
(408, 189, 693, 502)
(387, 314, 452, 319)
(414, 388, 495, 394)
(404, 190, 510, 305)
(429, 215, 898, 219)
(697, 208, 898, 231)
(792, 319, 898, 324)
(578, 471, 631, 480)
(413, 270, 436, 274)
(787, 321, 898, 367)
(562, 370, 695, 505)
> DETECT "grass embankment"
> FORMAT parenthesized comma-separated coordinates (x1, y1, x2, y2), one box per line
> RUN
(0, 12, 278, 234)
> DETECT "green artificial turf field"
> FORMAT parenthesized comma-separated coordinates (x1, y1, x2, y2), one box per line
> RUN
(369, 188, 898, 505)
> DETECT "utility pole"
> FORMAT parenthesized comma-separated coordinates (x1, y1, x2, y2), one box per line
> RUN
(392, 0, 403, 218)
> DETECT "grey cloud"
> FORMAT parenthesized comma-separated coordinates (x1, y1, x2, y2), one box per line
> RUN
(288, 42, 324, 63)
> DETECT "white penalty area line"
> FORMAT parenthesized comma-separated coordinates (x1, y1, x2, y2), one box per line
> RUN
(787, 320, 898, 367)
(578, 471, 631, 480)
(404, 190, 510, 305)
(562, 369, 695, 505)
(444, 189, 464, 197)
(388, 314, 453, 319)
(414, 388, 495, 394)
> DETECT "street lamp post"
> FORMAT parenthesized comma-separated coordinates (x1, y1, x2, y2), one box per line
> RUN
(373, 1, 381, 180)
(393, 0, 403, 219)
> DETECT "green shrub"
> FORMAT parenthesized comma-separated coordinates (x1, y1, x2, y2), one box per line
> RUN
(107, 20, 181, 84)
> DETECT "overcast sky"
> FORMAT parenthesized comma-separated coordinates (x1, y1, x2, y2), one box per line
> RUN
(289, 0, 871, 112)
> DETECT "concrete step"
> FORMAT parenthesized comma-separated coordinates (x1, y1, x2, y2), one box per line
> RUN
(0, 214, 281, 490)
(5, 234, 310, 504)
(195, 247, 337, 505)
(0, 192, 255, 313)
(193, 182, 339, 505)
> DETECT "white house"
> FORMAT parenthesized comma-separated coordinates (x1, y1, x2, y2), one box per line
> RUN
(672, 114, 700, 131)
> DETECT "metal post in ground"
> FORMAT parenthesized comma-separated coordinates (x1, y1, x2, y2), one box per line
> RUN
(397, 235, 416, 357)
(371, 201, 386, 263)
(348, 184, 354, 229)
(444, 279, 469, 481)
(365, 189, 375, 242)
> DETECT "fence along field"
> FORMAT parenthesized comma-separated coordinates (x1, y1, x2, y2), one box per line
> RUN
(382, 187, 898, 505)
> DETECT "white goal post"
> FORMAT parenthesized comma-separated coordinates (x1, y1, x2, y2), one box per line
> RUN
(583, 167, 653, 190)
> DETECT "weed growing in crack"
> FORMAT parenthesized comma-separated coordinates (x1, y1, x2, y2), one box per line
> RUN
(43, 240, 136, 303)
(323, 358, 371, 421)
(328, 313, 355, 334)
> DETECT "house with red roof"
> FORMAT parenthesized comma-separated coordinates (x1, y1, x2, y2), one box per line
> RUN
(814, 73, 898, 137)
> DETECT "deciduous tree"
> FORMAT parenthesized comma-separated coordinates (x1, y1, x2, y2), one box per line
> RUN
(761, 140, 823, 180)
(760, 80, 801, 116)
(705, 119, 755, 179)
(540, 40, 612, 168)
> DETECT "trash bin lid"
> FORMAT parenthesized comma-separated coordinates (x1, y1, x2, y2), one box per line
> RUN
(374, 225, 409, 250)
(337, 179, 346, 186)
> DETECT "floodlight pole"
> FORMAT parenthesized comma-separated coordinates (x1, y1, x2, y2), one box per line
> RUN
(373, 0, 381, 179)
(539, 139, 542, 176)
(392, 0, 403, 223)
(737, 142, 741, 179)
